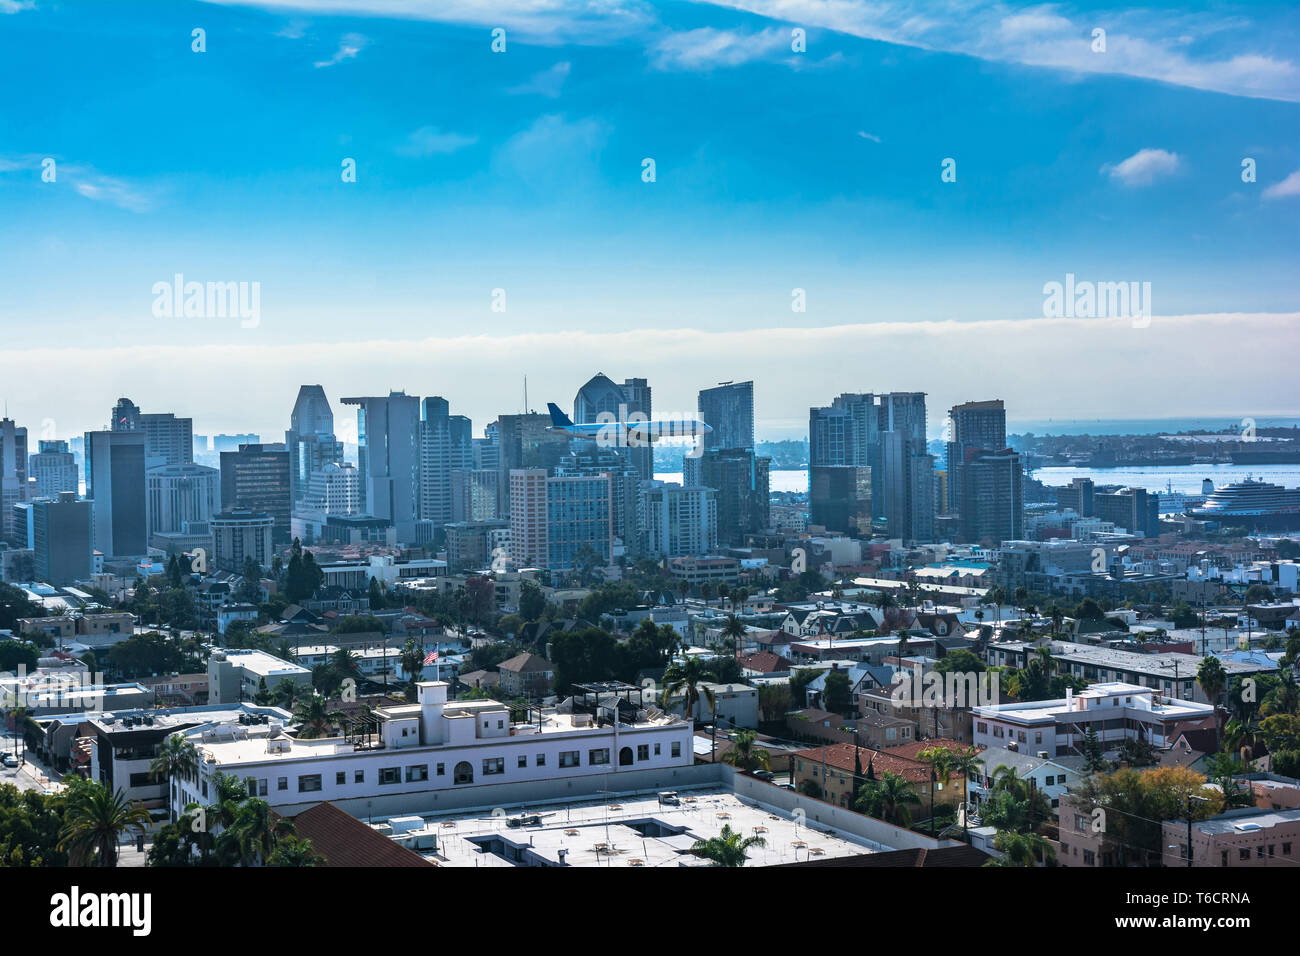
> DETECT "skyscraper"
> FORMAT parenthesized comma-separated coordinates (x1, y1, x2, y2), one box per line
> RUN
(878, 393, 933, 542)
(342, 392, 421, 543)
(1, 418, 29, 543)
(640, 481, 717, 558)
(573, 373, 654, 482)
(698, 381, 755, 452)
(945, 400, 1008, 515)
(85, 429, 147, 558)
(220, 443, 291, 546)
(960, 450, 1025, 545)
(29, 439, 79, 499)
(419, 396, 473, 537)
(683, 447, 770, 546)
(285, 385, 344, 507)
(809, 393, 876, 468)
(146, 463, 221, 536)
(881, 431, 935, 543)
(32, 492, 92, 585)
(110, 397, 193, 468)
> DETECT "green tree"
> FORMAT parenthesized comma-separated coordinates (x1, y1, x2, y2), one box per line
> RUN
(149, 735, 199, 820)
(1197, 655, 1228, 751)
(687, 823, 766, 867)
(720, 730, 771, 772)
(984, 830, 1057, 867)
(293, 694, 344, 738)
(662, 657, 717, 719)
(59, 779, 151, 867)
(855, 771, 921, 827)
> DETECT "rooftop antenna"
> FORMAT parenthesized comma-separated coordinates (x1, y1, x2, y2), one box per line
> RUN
(524, 376, 528, 415)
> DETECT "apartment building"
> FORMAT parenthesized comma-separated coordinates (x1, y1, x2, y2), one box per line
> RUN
(971, 683, 1215, 758)
(172, 681, 693, 814)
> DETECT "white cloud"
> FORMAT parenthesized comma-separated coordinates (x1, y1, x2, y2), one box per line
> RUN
(1263, 168, 1300, 200)
(396, 126, 478, 156)
(649, 26, 788, 70)
(201, 0, 655, 45)
(492, 113, 609, 191)
(0, 0, 36, 13)
(314, 32, 367, 67)
(856, 130, 881, 143)
(7, 313, 1296, 440)
(692, 0, 1300, 102)
(508, 61, 572, 98)
(1101, 148, 1181, 187)
(0, 156, 152, 211)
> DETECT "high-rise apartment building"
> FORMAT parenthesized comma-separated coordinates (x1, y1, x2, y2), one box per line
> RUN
(285, 385, 344, 507)
(960, 450, 1025, 545)
(945, 400, 1008, 515)
(683, 447, 770, 546)
(508, 468, 613, 572)
(1, 418, 28, 543)
(698, 381, 754, 452)
(342, 392, 421, 543)
(220, 443, 291, 546)
(809, 466, 873, 534)
(419, 396, 473, 538)
(508, 469, 549, 569)
(640, 481, 717, 558)
(111, 397, 193, 468)
(32, 492, 92, 585)
(29, 439, 79, 499)
(211, 509, 275, 572)
(146, 463, 221, 536)
(450, 468, 500, 523)
(85, 429, 147, 558)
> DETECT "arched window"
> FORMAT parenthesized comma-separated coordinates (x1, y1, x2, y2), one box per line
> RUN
(619, 747, 634, 766)
(453, 761, 473, 784)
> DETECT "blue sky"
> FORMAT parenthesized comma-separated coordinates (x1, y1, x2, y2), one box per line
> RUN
(1, 0, 1297, 440)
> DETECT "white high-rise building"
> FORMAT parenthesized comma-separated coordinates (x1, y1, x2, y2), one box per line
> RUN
(640, 481, 717, 558)
(146, 463, 221, 536)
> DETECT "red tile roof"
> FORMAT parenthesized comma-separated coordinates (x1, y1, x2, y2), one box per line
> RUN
(739, 651, 793, 673)
(288, 802, 434, 868)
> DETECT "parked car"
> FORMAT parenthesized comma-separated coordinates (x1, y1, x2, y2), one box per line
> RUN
(2, 756, 18, 768)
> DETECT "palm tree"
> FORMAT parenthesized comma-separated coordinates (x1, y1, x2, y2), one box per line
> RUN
(917, 746, 954, 836)
(721, 614, 747, 662)
(985, 830, 1057, 867)
(720, 730, 771, 773)
(399, 638, 427, 692)
(231, 798, 294, 865)
(149, 734, 199, 821)
(946, 746, 983, 843)
(60, 780, 151, 867)
(688, 824, 767, 867)
(267, 835, 327, 867)
(1197, 656, 1228, 751)
(293, 694, 344, 739)
(662, 657, 717, 721)
(855, 771, 921, 827)
(272, 677, 304, 710)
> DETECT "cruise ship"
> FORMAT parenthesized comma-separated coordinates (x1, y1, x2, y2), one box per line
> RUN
(1188, 477, 1300, 530)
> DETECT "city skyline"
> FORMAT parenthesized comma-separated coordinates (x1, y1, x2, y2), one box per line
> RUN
(1, 0, 1297, 437)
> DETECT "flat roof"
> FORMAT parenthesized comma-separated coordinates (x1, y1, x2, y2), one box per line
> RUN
(393, 787, 891, 868)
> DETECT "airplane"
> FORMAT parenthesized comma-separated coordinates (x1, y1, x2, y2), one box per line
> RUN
(546, 402, 712, 445)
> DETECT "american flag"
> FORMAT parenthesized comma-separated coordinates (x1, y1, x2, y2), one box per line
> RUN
(424, 649, 439, 666)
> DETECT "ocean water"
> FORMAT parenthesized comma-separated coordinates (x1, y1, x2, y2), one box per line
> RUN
(1029, 464, 1300, 494)
(659, 464, 1300, 496)
(1007, 417, 1300, 437)
(656, 469, 810, 494)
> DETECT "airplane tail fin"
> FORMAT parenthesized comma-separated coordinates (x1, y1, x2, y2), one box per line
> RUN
(546, 402, 574, 428)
